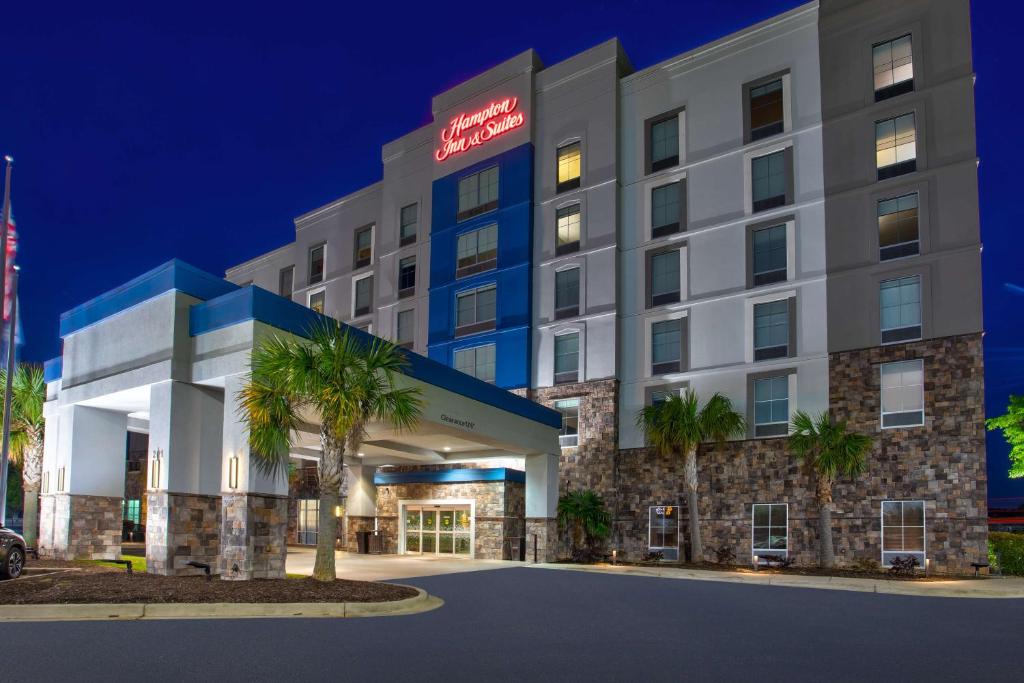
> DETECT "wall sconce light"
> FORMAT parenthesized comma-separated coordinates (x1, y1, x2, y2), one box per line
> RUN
(150, 448, 163, 490)
(228, 453, 240, 490)
(57, 467, 66, 493)
(753, 555, 760, 571)
(334, 505, 343, 518)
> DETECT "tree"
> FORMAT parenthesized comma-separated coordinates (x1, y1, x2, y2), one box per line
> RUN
(3, 365, 45, 547)
(557, 489, 611, 561)
(636, 390, 745, 564)
(987, 395, 1024, 479)
(240, 322, 422, 581)
(788, 410, 872, 568)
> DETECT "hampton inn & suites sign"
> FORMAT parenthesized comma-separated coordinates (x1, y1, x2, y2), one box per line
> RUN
(434, 96, 525, 162)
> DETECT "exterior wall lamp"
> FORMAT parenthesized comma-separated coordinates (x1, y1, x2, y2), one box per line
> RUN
(149, 448, 163, 490)
(228, 453, 240, 490)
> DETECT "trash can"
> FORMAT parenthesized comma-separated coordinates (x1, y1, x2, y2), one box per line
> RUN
(356, 530, 372, 554)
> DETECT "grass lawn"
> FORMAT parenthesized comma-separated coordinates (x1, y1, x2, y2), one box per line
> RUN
(95, 554, 147, 573)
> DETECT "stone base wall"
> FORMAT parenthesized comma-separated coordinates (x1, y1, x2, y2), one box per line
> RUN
(146, 492, 221, 576)
(525, 518, 558, 562)
(37, 493, 122, 560)
(220, 493, 288, 580)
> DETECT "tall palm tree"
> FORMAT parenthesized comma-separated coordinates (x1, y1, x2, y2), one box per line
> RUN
(3, 365, 45, 547)
(557, 489, 611, 561)
(239, 322, 422, 581)
(636, 389, 745, 564)
(788, 410, 872, 568)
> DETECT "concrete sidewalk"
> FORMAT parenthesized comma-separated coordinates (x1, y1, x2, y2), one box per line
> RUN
(286, 547, 522, 581)
(532, 562, 1024, 598)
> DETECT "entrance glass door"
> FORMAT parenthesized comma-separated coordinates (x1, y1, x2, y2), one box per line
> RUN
(403, 505, 471, 557)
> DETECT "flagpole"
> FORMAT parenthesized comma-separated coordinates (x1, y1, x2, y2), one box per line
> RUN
(0, 157, 10, 526)
(0, 266, 16, 526)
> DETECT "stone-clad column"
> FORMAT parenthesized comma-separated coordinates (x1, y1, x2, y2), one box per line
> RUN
(525, 453, 560, 563)
(343, 463, 377, 552)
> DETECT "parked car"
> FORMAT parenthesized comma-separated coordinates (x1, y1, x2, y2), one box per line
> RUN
(0, 526, 27, 579)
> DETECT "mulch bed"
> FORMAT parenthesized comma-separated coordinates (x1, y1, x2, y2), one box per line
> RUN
(0, 569, 418, 605)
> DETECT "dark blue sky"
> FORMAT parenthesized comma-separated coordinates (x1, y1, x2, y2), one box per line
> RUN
(3, 2, 1021, 498)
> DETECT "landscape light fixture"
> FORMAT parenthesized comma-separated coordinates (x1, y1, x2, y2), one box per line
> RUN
(753, 555, 759, 571)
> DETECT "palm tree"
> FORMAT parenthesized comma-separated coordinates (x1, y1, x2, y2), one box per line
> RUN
(2, 365, 45, 548)
(239, 322, 423, 581)
(557, 489, 611, 561)
(636, 390, 745, 564)
(788, 410, 872, 568)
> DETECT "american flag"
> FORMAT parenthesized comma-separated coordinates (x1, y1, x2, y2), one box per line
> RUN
(3, 208, 15, 322)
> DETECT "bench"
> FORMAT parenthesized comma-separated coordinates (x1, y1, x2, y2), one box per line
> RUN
(970, 561, 989, 578)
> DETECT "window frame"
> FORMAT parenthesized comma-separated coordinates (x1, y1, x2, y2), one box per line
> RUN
(750, 147, 794, 213)
(454, 284, 497, 337)
(748, 221, 789, 288)
(650, 180, 686, 238)
(881, 500, 926, 568)
(553, 331, 580, 385)
(279, 266, 294, 299)
(395, 308, 415, 349)
(308, 288, 326, 315)
(554, 398, 580, 448)
(308, 243, 326, 286)
(353, 224, 374, 270)
(456, 223, 499, 279)
(650, 316, 686, 375)
(752, 298, 795, 361)
(555, 203, 582, 255)
(352, 274, 373, 318)
(879, 274, 922, 344)
(645, 107, 684, 175)
(875, 112, 917, 180)
(878, 192, 920, 261)
(554, 266, 581, 320)
(873, 34, 914, 102)
(646, 246, 682, 309)
(453, 343, 496, 383)
(751, 374, 791, 437)
(880, 359, 925, 429)
(648, 505, 680, 561)
(743, 71, 789, 144)
(751, 503, 789, 559)
(398, 255, 416, 299)
(400, 203, 418, 246)
(556, 141, 582, 194)
(457, 166, 500, 222)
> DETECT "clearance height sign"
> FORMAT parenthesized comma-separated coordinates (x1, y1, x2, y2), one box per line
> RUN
(434, 97, 526, 162)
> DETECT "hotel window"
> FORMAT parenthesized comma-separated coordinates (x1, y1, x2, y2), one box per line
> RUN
(880, 275, 922, 343)
(457, 166, 499, 221)
(650, 387, 683, 407)
(308, 244, 325, 285)
(751, 149, 791, 213)
(873, 34, 914, 101)
(881, 500, 925, 567)
(647, 248, 681, 308)
(398, 256, 416, 298)
(647, 110, 681, 173)
(751, 224, 787, 287)
(878, 193, 919, 260)
(554, 332, 580, 384)
(554, 267, 580, 320)
(555, 398, 580, 448)
(753, 375, 789, 437)
(881, 359, 924, 428)
(556, 141, 581, 193)
(396, 308, 414, 349)
(455, 284, 496, 336)
(651, 181, 684, 238)
(456, 224, 498, 278)
(400, 203, 418, 246)
(876, 113, 917, 180)
(556, 205, 581, 255)
(746, 77, 785, 142)
(454, 343, 496, 383)
(651, 318, 684, 375)
(353, 276, 373, 317)
(752, 503, 788, 558)
(354, 225, 373, 269)
(753, 300, 792, 360)
(279, 266, 294, 299)
(649, 506, 680, 561)
(122, 499, 141, 525)
(308, 289, 326, 314)
(297, 499, 319, 545)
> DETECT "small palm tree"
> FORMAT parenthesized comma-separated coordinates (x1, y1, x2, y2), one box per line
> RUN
(636, 390, 745, 564)
(557, 489, 611, 561)
(788, 410, 872, 568)
(240, 322, 423, 581)
(3, 365, 45, 548)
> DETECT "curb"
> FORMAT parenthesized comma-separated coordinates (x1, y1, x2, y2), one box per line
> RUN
(0, 586, 442, 622)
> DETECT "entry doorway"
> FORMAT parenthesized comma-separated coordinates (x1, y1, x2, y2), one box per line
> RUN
(400, 501, 474, 558)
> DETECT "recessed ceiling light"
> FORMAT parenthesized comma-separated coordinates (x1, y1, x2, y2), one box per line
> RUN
(357, 452, 365, 457)
(443, 446, 451, 452)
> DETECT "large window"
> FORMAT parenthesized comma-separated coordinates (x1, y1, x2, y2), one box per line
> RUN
(454, 343, 496, 383)
(876, 113, 917, 180)
(396, 308, 414, 348)
(353, 276, 373, 317)
(753, 300, 791, 360)
(556, 142, 581, 193)
(752, 150, 789, 212)
(122, 499, 141, 525)
(554, 332, 580, 384)
(881, 359, 924, 428)
(751, 224, 787, 286)
(878, 193, 919, 260)
(308, 289, 325, 314)
(747, 78, 784, 142)
(279, 266, 294, 299)
(555, 398, 580, 448)
(555, 268, 580, 320)
(881, 500, 925, 567)
(752, 503, 788, 558)
(400, 203, 418, 246)
(308, 244, 325, 285)
(648, 113, 680, 173)
(649, 506, 680, 561)
(873, 35, 914, 101)
(457, 166, 499, 221)
(651, 318, 683, 375)
(455, 284, 496, 336)
(456, 224, 498, 278)
(651, 181, 683, 238)
(297, 499, 319, 545)
(556, 205, 581, 255)
(398, 256, 416, 298)
(354, 225, 373, 269)
(753, 375, 789, 437)
(648, 249, 681, 307)
(880, 275, 922, 343)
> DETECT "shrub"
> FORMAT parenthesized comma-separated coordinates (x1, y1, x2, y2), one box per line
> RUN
(713, 546, 736, 564)
(989, 532, 1024, 576)
(850, 557, 880, 573)
(888, 556, 919, 576)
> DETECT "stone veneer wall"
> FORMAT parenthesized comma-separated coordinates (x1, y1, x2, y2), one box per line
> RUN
(220, 493, 288, 580)
(146, 492, 221, 576)
(37, 493, 122, 560)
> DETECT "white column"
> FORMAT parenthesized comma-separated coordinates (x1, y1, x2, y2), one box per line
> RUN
(345, 463, 378, 517)
(221, 373, 288, 497)
(525, 453, 560, 563)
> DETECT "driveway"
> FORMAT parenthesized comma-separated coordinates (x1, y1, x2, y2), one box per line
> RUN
(286, 547, 522, 581)
(2, 567, 1020, 681)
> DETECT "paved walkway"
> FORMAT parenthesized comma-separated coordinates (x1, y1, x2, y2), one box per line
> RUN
(285, 547, 521, 581)
(534, 561, 1024, 598)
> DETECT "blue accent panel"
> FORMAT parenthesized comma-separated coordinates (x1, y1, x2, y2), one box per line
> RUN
(428, 143, 534, 390)
(59, 259, 239, 337)
(374, 467, 525, 486)
(43, 356, 62, 382)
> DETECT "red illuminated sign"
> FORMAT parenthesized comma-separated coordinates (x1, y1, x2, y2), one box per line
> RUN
(435, 96, 525, 162)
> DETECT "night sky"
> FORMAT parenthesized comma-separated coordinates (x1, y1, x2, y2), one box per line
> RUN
(2, 2, 1020, 499)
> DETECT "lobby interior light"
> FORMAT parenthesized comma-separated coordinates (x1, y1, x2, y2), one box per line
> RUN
(334, 505, 343, 518)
